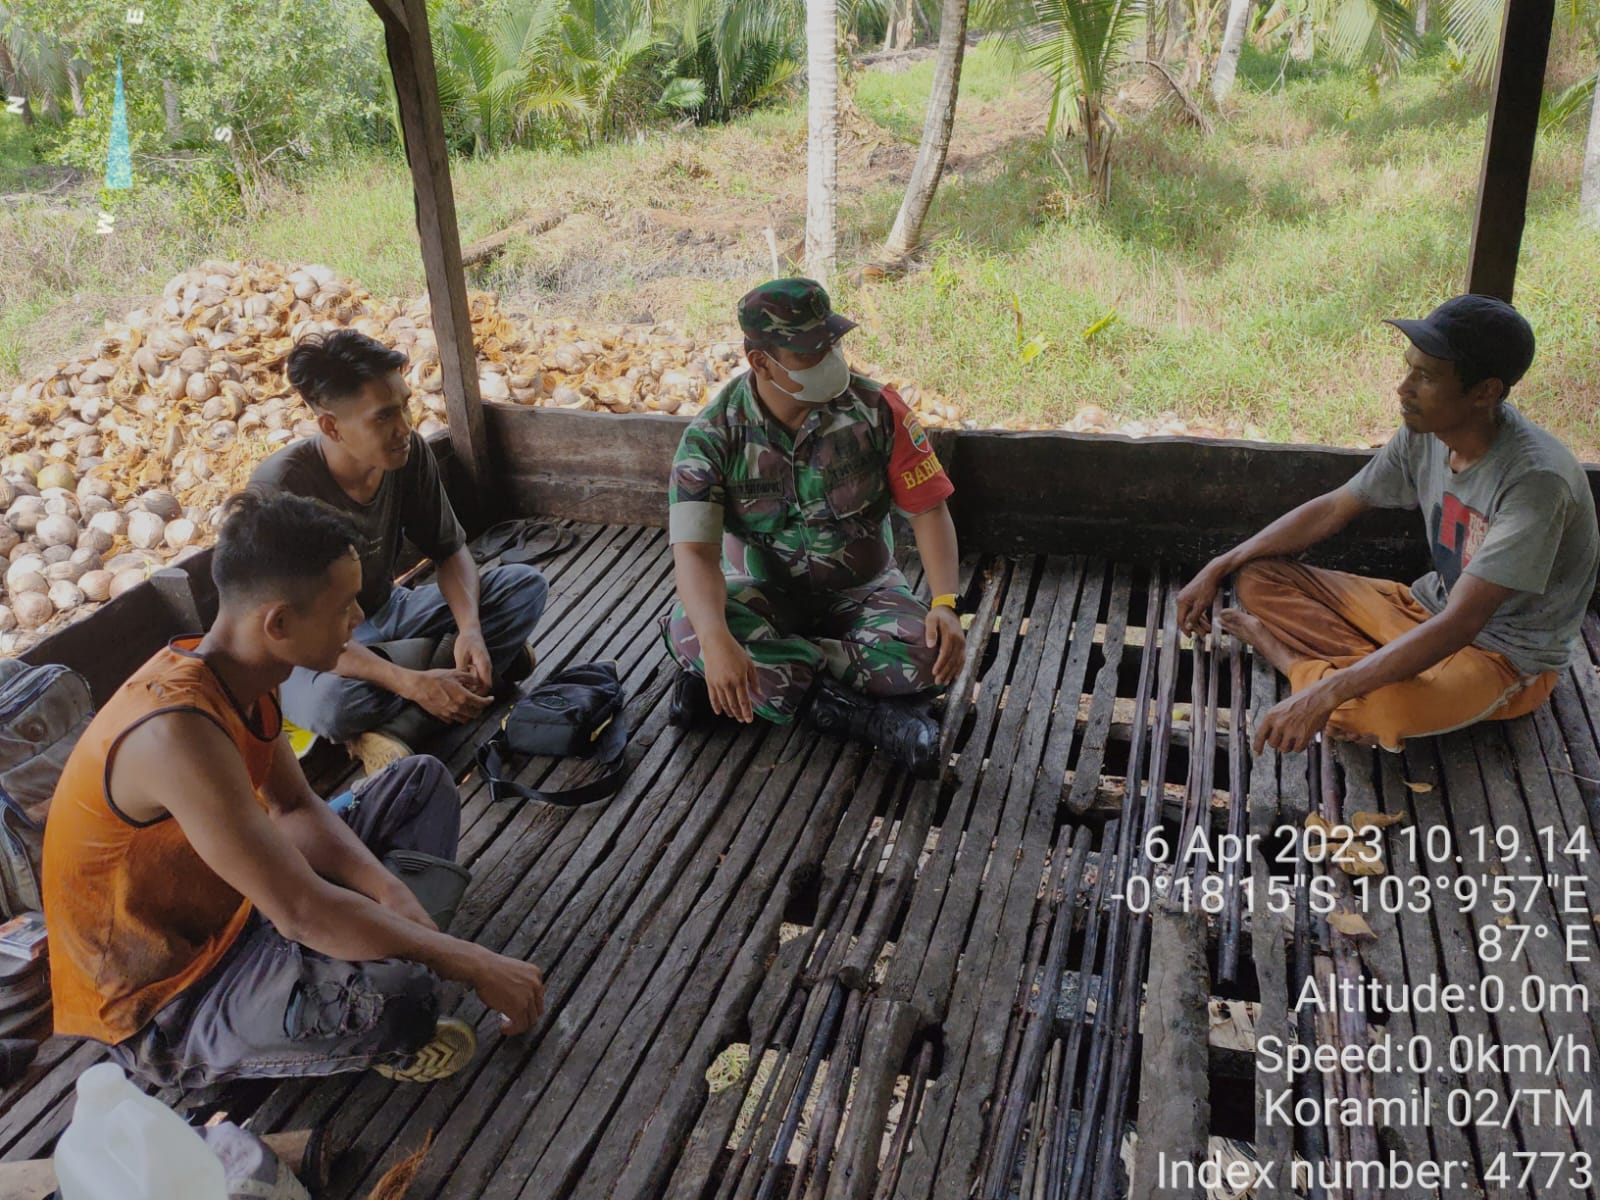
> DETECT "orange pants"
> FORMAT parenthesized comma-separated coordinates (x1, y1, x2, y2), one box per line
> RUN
(1235, 559, 1556, 752)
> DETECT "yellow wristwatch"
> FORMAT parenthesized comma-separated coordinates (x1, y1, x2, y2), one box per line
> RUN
(931, 593, 958, 611)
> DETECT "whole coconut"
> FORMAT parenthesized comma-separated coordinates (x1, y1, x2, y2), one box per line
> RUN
(68, 546, 103, 573)
(77, 476, 114, 502)
(41, 544, 72, 566)
(138, 490, 182, 522)
(6, 570, 45, 595)
(0, 605, 14, 633)
(128, 511, 167, 550)
(76, 526, 114, 555)
(0, 479, 14, 509)
(46, 559, 87, 583)
(6, 496, 46, 534)
(164, 518, 198, 550)
(80, 494, 114, 518)
(42, 489, 81, 520)
(0, 525, 17, 556)
(109, 567, 147, 598)
(35, 463, 76, 492)
(79, 570, 114, 602)
(88, 509, 128, 538)
(13, 592, 52, 630)
(47, 580, 83, 612)
(35, 514, 79, 549)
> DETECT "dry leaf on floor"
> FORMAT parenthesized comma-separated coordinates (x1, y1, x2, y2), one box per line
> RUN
(1328, 910, 1376, 939)
(1403, 781, 1434, 793)
(1349, 810, 1406, 831)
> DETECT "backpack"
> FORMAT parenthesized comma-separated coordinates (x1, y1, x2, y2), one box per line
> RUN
(0, 659, 94, 918)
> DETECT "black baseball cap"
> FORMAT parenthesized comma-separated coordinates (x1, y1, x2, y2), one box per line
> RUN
(1384, 294, 1536, 390)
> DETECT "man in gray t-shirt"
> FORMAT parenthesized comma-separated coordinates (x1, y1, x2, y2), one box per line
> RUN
(251, 331, 549, 771)
(1176, 295, 1598, 754)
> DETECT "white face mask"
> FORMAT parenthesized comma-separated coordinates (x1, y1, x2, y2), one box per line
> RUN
(771, 344, 850, 405)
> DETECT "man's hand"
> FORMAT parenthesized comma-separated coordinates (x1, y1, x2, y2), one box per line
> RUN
(924, 607, 966, 686)
(703, 633, 759, 723)
(454, 628, 493, 693)
(1177, 562, 1226, 635)
(404, 668, 493, 724)
(1252, 681, 1341, 755)
(466, 947, 546, 1035)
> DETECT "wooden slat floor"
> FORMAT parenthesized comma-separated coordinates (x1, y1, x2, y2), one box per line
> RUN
(3, 521, 1599, 1200)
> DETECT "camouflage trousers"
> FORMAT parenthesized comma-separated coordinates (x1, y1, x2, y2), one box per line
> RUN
(660, 568, 940, 724)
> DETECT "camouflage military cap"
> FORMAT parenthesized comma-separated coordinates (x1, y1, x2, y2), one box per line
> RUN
(738, 278, 858, 354)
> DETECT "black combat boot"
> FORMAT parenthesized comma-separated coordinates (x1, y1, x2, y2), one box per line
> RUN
(806, 676, 941, 777)
(669, 668, 714, 727)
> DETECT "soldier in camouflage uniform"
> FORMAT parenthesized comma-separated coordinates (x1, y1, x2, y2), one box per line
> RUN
(660, 278, 966, 774)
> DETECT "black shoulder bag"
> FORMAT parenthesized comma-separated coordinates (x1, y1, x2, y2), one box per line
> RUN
(475, 661, 630, 807)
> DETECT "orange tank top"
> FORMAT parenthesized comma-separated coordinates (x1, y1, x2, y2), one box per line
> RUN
(43, 637, 281, 1044)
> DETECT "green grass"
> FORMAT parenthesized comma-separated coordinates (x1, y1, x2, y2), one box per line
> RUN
(3, 45, 1599, 458)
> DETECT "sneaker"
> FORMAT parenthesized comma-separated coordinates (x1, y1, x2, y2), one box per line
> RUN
(669, 668, 713, 728)
(806, 677, 941, 778)
(373, 1016, 477, 1083)
(346, 728, 415, 777)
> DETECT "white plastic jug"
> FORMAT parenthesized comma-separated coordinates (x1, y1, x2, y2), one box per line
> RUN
(53, 1062, 227, 1200)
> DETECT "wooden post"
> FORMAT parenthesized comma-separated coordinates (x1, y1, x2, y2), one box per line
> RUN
(375, 0, 492, 511)
(1466, 0, 1554, 302)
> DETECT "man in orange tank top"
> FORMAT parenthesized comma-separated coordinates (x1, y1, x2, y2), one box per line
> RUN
(43, 491, 545, 1088)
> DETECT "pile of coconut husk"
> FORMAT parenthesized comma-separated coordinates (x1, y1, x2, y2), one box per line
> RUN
(0, 258, 968, 656)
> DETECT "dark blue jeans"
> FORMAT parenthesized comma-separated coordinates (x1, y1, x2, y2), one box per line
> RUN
(280, 563, 548, 742)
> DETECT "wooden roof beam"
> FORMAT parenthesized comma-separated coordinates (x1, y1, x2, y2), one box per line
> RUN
(1467, 0, 1554, 303)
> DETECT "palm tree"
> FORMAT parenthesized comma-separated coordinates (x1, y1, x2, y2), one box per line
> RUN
(880, 0, 970, 266)
(982, 0, 1141, 203)
(1211, 0, 1252, 102)
(805, 0, 839, 280)
(1580, 71, 1600, 224)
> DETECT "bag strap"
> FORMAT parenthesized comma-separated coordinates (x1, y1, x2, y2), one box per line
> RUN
(474, 706, 629, 808)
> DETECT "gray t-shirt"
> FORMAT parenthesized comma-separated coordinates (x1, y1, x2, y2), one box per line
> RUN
(250, 431, 466, 619)
(1346, 404, 1598, 675)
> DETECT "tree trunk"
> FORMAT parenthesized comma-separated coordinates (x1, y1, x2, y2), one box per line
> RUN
(880, 0, 969, 264)
(163, 79, 182, 141)
(0, 41, 30, 126)
(67, 61, 86, 118)
(1211, 0, 1252, 104)
(1415, 0, 1428, 36)
(1581, 72, 1600, 225)
(805, 0, 839, 282)
(883, 0, 917, 52)
(1164, 0, 1188, 59)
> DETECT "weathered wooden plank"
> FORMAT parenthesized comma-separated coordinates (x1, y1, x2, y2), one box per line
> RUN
(1470, 725, 1600, 1177)
(978, 826, 1092, 1200)
(1339, 747, 1444, 1200)
(882, 560, 1085, 1198)
(1066, 563, 1135, 814)
(661, 752, 891, 1200)
(312, 697, 764, 1198)
(523, 738, 865, 1198)
(1372, 750, 1485, 1200)
(1401, 737, 1530, 1198)
(441, 714, 827, 1197)
(1128, 906, 1210, 1200)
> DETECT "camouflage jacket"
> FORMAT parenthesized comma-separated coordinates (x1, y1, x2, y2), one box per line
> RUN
(667, 371, 954, 592)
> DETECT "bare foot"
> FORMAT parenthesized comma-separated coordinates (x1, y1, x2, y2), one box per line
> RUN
(1218, 608, 1299, 675)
